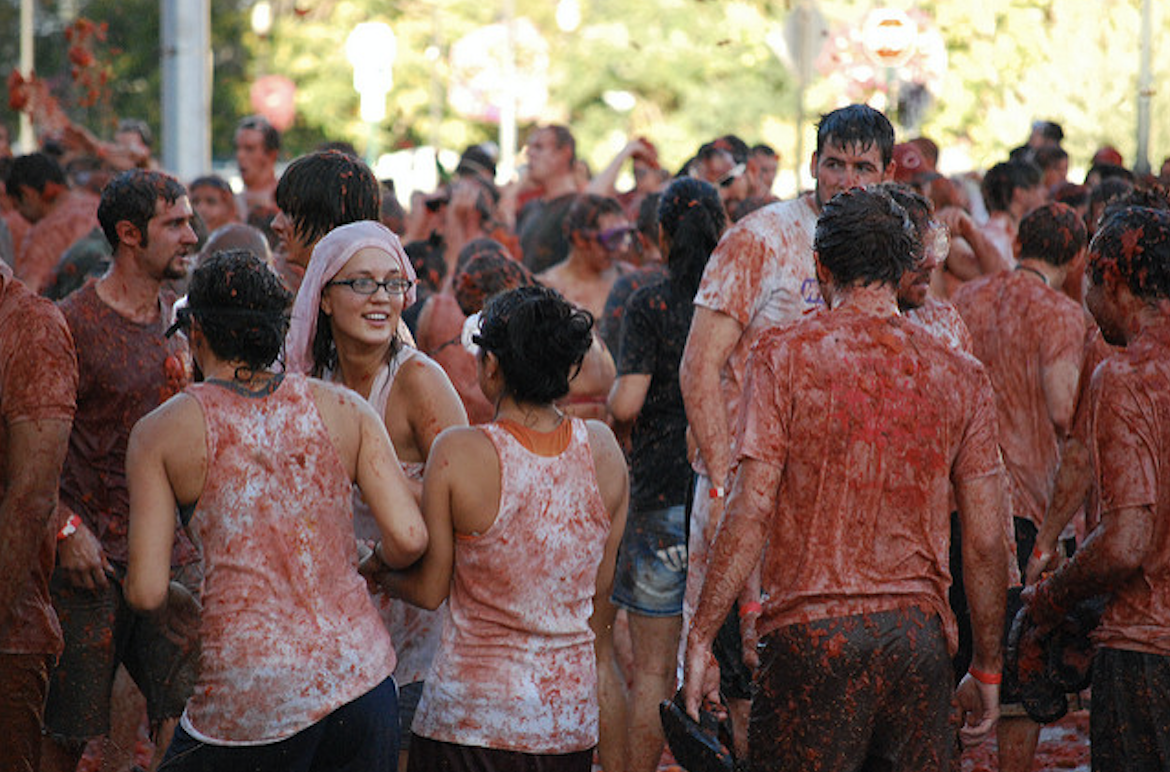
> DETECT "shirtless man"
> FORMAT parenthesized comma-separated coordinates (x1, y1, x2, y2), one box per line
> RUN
(0, 262, 77, 772)
(683, 187, 1007, 770)
(978, 159, 1046, 268)
(679, 105, 895, 751)
(1021, 205, 1170, 770)
(234, 115, 281, 226)
(537, 193, 632, 321)
(952, 202, 1087, 771)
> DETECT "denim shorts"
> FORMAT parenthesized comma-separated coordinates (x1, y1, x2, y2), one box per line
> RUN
(611, 505, 687, 617)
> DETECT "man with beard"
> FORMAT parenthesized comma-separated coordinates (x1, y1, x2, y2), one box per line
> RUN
(41, 170, 201, 772)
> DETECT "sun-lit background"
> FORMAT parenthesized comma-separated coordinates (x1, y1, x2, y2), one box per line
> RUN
(0, 0, 1164, 198)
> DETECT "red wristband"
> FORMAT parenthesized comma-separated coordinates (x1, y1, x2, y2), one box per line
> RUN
(739, 601, 762, 618)
(1032, 545, 1050, 560)
(968, 667, 1002, 685)
(57, 514, 81, 541)
(708, 486, 725, 500)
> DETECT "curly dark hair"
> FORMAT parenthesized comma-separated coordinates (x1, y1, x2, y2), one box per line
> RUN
(184, 249, 292, 372)
(814, 187, 918, 288)
(657, 177, 725, 301)
(473, 286, 593, 404)
(274, 150, 381, 250)
(97, 169, 188, 249)
(1089, 206, 1170, 301)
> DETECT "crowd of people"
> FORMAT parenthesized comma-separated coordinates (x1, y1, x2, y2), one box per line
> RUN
(2, 98, 1170, 772)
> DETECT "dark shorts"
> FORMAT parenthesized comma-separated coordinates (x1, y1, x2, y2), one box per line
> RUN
(159, 676, 399, 772)
(399, 680, 424, 752)
(1091, 647, 1170, 771)
(0, 652, 53, 772)
(407, 735, 592, 772)
(749, 606, 954, 772)
(612, 505, 688, 617)
(44, 562, 201, 742)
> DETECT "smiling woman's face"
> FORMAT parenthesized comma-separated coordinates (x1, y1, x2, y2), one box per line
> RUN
(321, 247, 406, 352)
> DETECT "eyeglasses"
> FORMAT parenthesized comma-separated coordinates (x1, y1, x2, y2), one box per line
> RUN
(596, 225, 636, 252)
(717, 163, 746, 189)
(326, 277, 414, 296)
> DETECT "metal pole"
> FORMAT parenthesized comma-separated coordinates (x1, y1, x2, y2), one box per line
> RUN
(18, 0, 34, 153)
(161, 0, 211, 180)
(1134, 0, 1152, 175)
(499, 0, 518, 183)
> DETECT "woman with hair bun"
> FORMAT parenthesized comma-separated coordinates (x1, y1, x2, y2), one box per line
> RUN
(375, 285, 629, 772)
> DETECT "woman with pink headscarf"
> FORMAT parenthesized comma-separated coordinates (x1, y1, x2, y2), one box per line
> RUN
(285, 220, 467, 762)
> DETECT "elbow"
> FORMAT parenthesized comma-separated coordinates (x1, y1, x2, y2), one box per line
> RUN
(124, 578, 167, 614)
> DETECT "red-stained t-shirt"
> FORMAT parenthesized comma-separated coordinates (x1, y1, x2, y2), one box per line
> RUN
(907, 297, 974, 354)
(412, 419, 611, 753)
(15, 189, 99, 294)
(181, 375, 395, 744)
(692, 195, 821, 472)
(57, 281, 197, 566)
(0, 275, 76, 654)
(735, 305, 1004, 652)
(1086, 325, 1170, 656)
(953, 271, 1086, 527)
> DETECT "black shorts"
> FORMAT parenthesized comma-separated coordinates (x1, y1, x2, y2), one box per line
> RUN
(159, 676, 399, 772)
(407, 735, 593, 772)
(1091, 647, 1170, 771)
(749, 606, 954, 772)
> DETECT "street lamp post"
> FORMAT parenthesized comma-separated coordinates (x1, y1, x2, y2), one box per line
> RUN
(346, 22, 397, 168)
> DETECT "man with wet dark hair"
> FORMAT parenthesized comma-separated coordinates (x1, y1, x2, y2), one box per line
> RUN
(516, 124, 580, 273)
(979, 159, 1045, 266)
(1022, 206, 1170, 770)
(234, 115, 281, 227)
(41, 169, 200, 772)
(272, 149, 381, 289)
(679, 104, 895, 754)
(683, 187, 1008, 769)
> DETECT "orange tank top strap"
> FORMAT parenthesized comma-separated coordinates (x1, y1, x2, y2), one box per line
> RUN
(494, 416, 573, 457)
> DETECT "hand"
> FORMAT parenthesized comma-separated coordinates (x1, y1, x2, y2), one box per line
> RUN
(682, 637, 724, 722)
(1024, 542, 1066, 586)
(156, 581, 202, 650)
(57, 521, 113, 591)
(954, 672, 1000, 747)
(935, 206, 973, 239)
(740, 610, 760, 670)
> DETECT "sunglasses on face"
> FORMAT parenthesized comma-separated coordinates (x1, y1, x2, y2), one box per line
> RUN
(718, 163, 746, 189)
(596, 225, 636, 252)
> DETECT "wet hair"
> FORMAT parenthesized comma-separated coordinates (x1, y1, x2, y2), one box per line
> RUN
(1032, 120, 1064, 144)
(236, 115, 281, 153)
(635, 192, 662, 244)
(405, 233, 446, 295)
(189, 174, 233, 195)
(7, 152, 67, 197)
(814, 187, 918, 288)
(454, 239, 535, 316)
(562, 194, 623, 241)
(1084, 163, 1134, 186)
(877, 182, 933, 262)
(544, 125, 576, 164)
(1053, 182, 1090, 211)
(275, 150, 381, 250)
(1017, 202, 1086, 266)
(815, 104, 896, 168)
(981, 160, 1042, 213)
(1088, 206, 1170, 302)
(657, 178, 725, 300)
(473, 285, 593, 404)
(97, 169, 188, 250)
(1034, 145, 1068, 173)
(183, 249, 292, 372)
(199, 223, 271, 268)
(750, 143, 777, 159)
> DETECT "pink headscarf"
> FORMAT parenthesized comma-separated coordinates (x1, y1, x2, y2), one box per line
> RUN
(285, 220, 417, 374)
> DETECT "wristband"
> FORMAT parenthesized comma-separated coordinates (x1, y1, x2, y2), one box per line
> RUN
(739, 601, 762, 618)
(1032, 545, 1051, 561)
(968, 667, 1002, 686)
(708, 486, 725, 500)
(57, 514, 81, 541)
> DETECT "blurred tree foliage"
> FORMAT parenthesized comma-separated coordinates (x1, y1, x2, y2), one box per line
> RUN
(0, 0, 1166, 182)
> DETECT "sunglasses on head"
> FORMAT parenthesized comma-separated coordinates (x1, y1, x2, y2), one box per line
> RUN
(596, 225, 636, 252)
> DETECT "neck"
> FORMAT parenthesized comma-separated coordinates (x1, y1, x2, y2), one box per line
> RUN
(828, 282, 900, 316)
(494, 395, 564, 431)
(201, 356, 275, 388)
(1125, 302, 1170, 345)
(542, 173, 578, 200)
(1016, 258, 1062, 287)
(96, 259, 164, 324)
(332, 336, 392, 399)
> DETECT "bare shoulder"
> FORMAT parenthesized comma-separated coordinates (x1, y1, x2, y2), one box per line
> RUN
(395, 349, 458, 394)
(134, 392, 202, 441)
(431, 424, 494, 462)
(585, 419, 627, 477)
(308, 377, 372, 421)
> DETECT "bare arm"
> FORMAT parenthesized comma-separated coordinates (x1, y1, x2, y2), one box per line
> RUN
(1042, 357, 1081, 437)
(125, 412, 182, 613)
(683, 457, 778, 719)
(585, 139, 651, 198)
(938, 208, 1012, 279)
(587, 420, 630, 611)
(607, 373, 651, 425)
(680, 307, 743, 491)
(1025, 437, 1090, 584)
(0, 418, 71, 630)
(356, 403, 428, 568)
(953, 472, 1009, 745)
